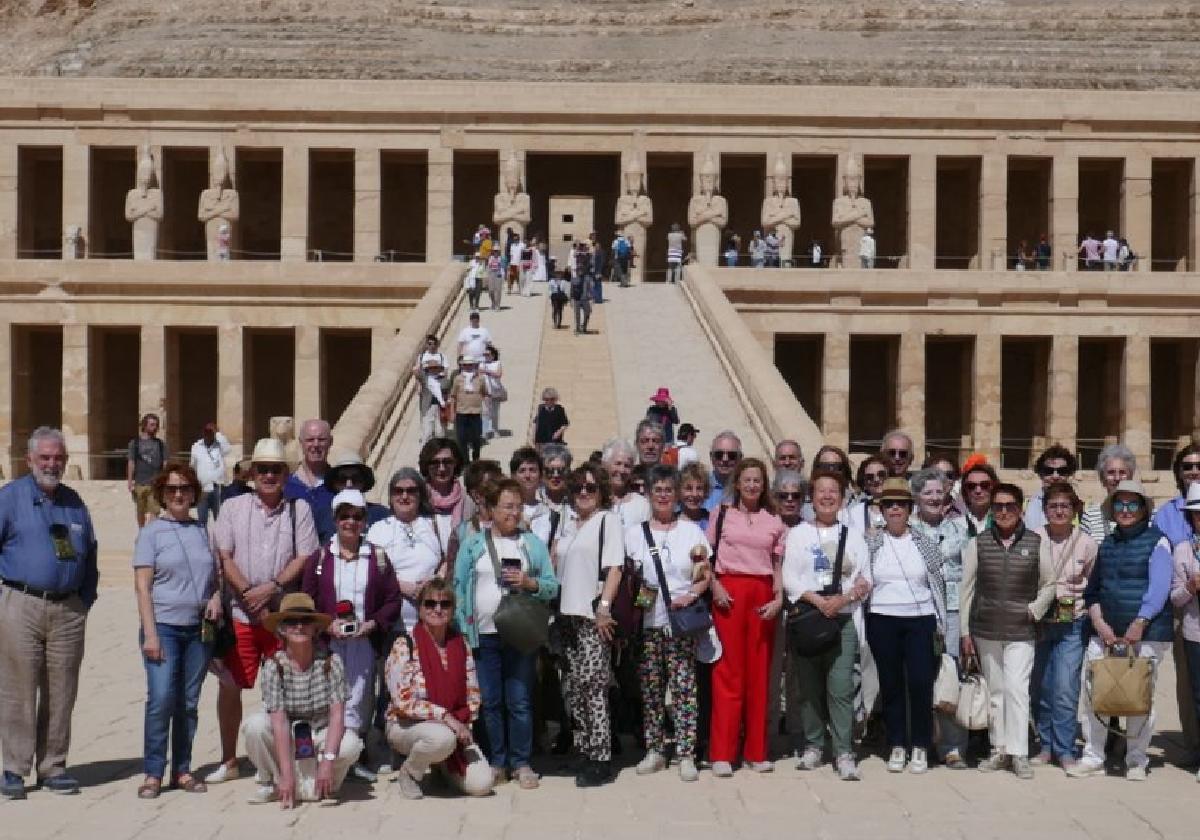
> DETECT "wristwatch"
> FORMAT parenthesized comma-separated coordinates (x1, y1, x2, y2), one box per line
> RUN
(321, 751, 338, 762)
(598, 599, 611, 610)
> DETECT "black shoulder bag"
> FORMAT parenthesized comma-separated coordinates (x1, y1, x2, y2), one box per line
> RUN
(785, 526, 848, 657)
(592, 514, 643, 639)
(643, 521, 712, 639)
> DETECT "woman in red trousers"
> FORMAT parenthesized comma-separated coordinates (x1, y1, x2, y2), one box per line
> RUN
(706, 457, 787, 777)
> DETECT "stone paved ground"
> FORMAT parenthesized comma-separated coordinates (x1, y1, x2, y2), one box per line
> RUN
(2, 569, 1197, 839)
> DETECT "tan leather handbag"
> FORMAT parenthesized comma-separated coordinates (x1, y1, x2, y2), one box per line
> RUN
(1088, 648, 1154, 717)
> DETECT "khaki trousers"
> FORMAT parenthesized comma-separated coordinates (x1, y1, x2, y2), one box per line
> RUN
(0, 586, 88, 778)
(386, 720, 493, 796)
(241, 711, 361, 801)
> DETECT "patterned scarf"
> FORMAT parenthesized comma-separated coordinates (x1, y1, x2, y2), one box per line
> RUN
(428, 481, 465, 532)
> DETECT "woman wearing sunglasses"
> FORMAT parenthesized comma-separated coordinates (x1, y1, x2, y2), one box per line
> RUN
(419, 437, 467, 559)
(1022, 445, 1078, 531)
(301, 490, 402, 780)
(864, 478, 946, 775)
(367, 469, 444, 633)
(1152, 441, 1200, 547)
(848, 455, 889, 537)
(384, 579, 493, 799)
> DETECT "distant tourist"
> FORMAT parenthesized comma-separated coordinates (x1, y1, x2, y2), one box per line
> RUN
(859, 227, 876, 269)
(666, 223, 687, 283)
(748, 230, 766, 268)
(1078, 232, 1101, 270)
(189, 422, 231, 525)
(128, 413, 166, 528)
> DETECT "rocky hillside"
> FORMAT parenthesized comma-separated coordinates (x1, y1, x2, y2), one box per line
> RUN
(1, 0, 1199, 89)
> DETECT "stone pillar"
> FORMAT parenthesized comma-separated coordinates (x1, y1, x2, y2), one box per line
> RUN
(1123, 334, 1152, 470)
(1052, 154, 1078, 271)
(822, 330, 850, 451)
(973, 333, 1002, 463)
(427, 147, 454, 263)
(0, 144, 15, 260)
(280, 145, 308, 262)
(294, 325, 321, 425)
(62, 142, 89, 259)
(1123, 153, 1152, 273)
(897, 332, 926, 459)
(980, 154, 1007, 270)
(354, 148, 380, 263)
(908, 153, 936, 271)
(139, 323, 167, 451)
(217, 324, 244, 456)
(61, 324, 90, 479)
(1048, 334, 1078, 454)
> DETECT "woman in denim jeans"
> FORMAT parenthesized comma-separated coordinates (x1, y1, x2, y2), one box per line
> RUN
(453, 478, 558, 789)
(1030, 482, 1096, 773)
(133, 462, 222, 798)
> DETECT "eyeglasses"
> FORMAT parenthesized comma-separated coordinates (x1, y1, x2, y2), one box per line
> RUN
(281, 618, 315, 628)
(1045, 502, 1074, 512)
(337, 512, 366, 522)
(1038, 465, 1072, 477)
(164, 483, 194, 496)
(545, 467, 567, 477)
(775, 491, 803, 501)
(430, 457, 456, 468)
(391, 485, 419, 497)
(651, 485, 675, 497)
(885, 449, 910, 459)
(711, 450, 741, 462)
(422, 599, 454, 611)
(881, 499, 911, 509)
(574, 482, 599, 495)
(991, 501, 1020, 513)
(965, 480, 993, 492)
(1112, 499, 1143, 513)
(1182, 460, 1200, 472)
(254, 464, 284, 475)
(864, 470, 887, 482)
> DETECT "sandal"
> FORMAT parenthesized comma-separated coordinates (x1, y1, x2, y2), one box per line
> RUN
(171, 774, 207, 793)
(137, 778, 162, 799)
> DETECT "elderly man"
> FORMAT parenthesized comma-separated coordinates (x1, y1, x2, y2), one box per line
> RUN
(285, 418, 332, 497)
(205, 438, 319, 786)
(773, 439, 805, 476)
(635, 418, 665, 467)
(189, 421, 231, 525)
(705, 430, 743, 511)
(881, 429, 916, 478)
(0, 427, 98, 799)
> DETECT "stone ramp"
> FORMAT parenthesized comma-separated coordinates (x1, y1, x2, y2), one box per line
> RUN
(604, 282, 765, 459)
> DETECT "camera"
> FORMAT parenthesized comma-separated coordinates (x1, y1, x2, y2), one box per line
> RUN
(338, 620, 360, 636)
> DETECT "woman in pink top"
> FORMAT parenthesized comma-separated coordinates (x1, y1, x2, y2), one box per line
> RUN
(706, 457, 787, 777)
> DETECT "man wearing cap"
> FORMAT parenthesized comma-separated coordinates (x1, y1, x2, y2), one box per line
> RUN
(207, 438, 319, 785)
(0, 427, 98, 800)
(456, 311, 492, 362)
(674, 423, 700, 469)
(448, 355, 486, 463)
(309, 454, 390, 543)
(189, 421, 231, 526)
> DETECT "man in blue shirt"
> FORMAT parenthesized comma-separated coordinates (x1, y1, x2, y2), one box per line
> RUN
(705, 430, 743, 512)
(0, 426, 98, 800)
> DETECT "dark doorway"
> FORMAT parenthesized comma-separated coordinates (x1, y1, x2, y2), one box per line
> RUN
(864, 157, 907, 268)
(1000, 337, 1051, 469)
(88, 146, 136, 258)
(236, 148, 283, 260)
(793, 155, 836, 267)
(645, 152, 693, 282)
(381, 150, 428, 262)
(17, 146, 63, 259)
(720, 154, 765, 263)
(1150, 338, 1200, 469)
(935, 158, 981, 270)
(849, 335, 899, 453)
(453, 151, 499, 259)
(1076, 337, 1124, 469)
(775, 335, 824, 427)
(925, 337, 974, 462)
(1152, 159, 1193, 272)
(161, 147, 209, 260)
(244, 329, 296, 444)
(1007, 158, 1052, 271)
(308, 150, 354, 261)
(527, 152, 621, 268)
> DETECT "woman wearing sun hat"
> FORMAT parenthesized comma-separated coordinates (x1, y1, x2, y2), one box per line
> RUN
(644, 387, 680, 445)
(240, 593, 362, 808)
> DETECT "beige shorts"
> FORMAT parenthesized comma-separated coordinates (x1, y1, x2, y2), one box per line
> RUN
(132, 484, 160, 519)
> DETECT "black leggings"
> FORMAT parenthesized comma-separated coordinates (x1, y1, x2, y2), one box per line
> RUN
(455, 413, 483, 462)
(866, 612, 937, 750)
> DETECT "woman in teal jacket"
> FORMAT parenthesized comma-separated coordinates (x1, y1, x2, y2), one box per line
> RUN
(454, 477, 558, 789)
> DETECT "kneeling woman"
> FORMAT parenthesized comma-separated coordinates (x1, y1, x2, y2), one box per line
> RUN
(385, 579, 493, 798)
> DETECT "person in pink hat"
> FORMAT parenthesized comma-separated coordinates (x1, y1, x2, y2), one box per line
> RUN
(645, 388, 680, 445)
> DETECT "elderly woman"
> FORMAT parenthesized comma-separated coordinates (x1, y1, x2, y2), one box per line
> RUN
(1081, 443, 1137, 544)
(301, 489, 402, 781)
(384, 579, 493, 799)
(848, 455, 889, 536)
(553, 462, 623, 787)
(865, 478, 946, 775)
(134, 463, 222, 798)
(1069, 479, 1173, 780)
(532, 387, 569, 449)
(241, 593, 362, 807)
(627, 465, 711, 782)
(1171, 483, 1200, 782)
(783, 468, 871, 781)
(680, 461, 713, 530)
(601, 438, 650, 528)
(1030, 481, 1097, 773)
(454, 478, 559, 789)
(907, 466, 970, 769)
(708, 457, 787, 777)
(1153, 441, 1200, 548)
(539, 443, 573, 514)
(960, 483, 1055, 780)
(420, 438, 467, 561)
(773, 469, 806, 528)
(367, 469, 444, 633)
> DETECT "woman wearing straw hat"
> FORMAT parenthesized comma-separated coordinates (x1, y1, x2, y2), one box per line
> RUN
(240, 593, 362, 807)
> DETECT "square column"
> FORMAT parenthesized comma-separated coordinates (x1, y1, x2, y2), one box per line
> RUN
(280, 145, 308, 262)
(427, 147, 453, 263)
(1052, 154, 1078, 271)
(822, 331, 850, 451)
(1123, 335, 1151, 469)
(217, 324, 244, 455)
(61, 324, 90, 478)
(973, 334, 1002, 463)
(0, 144, 15, 260)
(294, 325, 320, 424)
(898, 332, 926, 458)
(62, 142, 89, 259)
(1123, 153, 1152, 273)
(354, 148, 380, 263)
(980, 154, 1007, 270)
(139, 323, 167, 449)
(908, 153, 936, 271)
(1048, 334, 1078, 453)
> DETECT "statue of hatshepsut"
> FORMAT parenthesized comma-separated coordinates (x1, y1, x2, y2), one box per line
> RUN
(124, 144, 162, 261)
(761, 153, 801, 267)
(198, 147, 239, 261)
(493, 151, 531, 240)
(614, 154, 653, 284)
(831, 154, 875, 268)
(687, 154, 728, 266)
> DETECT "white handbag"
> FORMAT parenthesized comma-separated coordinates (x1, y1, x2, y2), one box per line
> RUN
(954, 658, 990, 730)
(933, 653, 961, 712)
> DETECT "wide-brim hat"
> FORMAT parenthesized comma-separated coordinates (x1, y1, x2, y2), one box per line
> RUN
(649, 387, 672, 404)
(250, 438, 288, 465)
(323, 453, 376, 493)
(262, 592, 332, 634)
(1184, 482, 1200, 512)
(878, 477, 914, 503)
(1104, 478, 1154, 518)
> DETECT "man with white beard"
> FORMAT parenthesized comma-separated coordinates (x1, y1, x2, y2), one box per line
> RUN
(0, 426, 99, 800)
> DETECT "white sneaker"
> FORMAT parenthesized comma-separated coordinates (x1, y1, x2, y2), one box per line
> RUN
(246, 783, 276, 804)
(1065, 759, 1105, 779)
(887, 747, 907, 773)
(908, 748, 928, 774)
(796, 747, 824, 771)
(636, 750, 666, 775)
(711, 761, 734, 778)
(836, 754, 861, 781)
(204, 763, 240, 785)
(977, 752, 1009, 773)
(1126, 764, 1148, 782)
(745, 761, 774, 773)
(678, 758, 699, 782)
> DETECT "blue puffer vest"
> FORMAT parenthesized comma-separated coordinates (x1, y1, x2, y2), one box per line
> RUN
(1093, 520, 1172, 642)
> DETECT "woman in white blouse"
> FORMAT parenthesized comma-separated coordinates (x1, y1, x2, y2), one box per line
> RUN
(367, 468, 444, 633)
(783, 469, 871, 782)
(553, 462, 623, 788)
(600, 437, 650, 528)
(627, 465, 712, 783)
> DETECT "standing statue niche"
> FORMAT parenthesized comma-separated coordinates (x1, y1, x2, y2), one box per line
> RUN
(831, 154, 875, 268)
(493, 152, 531, 241)
(124, 144, 162, 261)
(614, 154, 653, 284)
(761, 153, 801, 267)
(198, 148, 239, 261)
(687, 154, 728, 266)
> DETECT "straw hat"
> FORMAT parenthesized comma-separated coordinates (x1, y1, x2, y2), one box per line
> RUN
(1103, 478, 1154, 519)
(878, 477, 914, 504)
(262, 592, 332, 634)
(249, 438, 287, 465)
